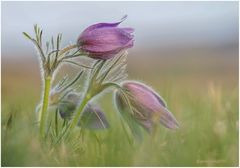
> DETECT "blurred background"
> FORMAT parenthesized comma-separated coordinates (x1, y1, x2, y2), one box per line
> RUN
(2, 1, 239, 166)
(2, 1, 238, 97)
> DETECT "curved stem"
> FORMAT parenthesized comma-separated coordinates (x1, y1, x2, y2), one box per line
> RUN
(58, 44, 78, 56)
(39, 76, 52, 138)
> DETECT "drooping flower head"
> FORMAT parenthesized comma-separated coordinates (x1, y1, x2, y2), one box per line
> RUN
(78, 104, 110, 130)
(115, 81, 179, 132)
(77, 15, 134, 60)
(58, 92, 109, 130)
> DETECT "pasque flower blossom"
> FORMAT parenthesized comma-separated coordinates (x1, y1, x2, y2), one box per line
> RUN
(115, 81, 179, 132)
(77, 16, 134, 60)
(26, 17, 180, 141)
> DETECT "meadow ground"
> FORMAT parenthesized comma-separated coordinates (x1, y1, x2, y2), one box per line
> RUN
(2, 48, 239, 166)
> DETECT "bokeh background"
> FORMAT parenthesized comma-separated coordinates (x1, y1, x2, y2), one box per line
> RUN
(2, 1, 239, 166)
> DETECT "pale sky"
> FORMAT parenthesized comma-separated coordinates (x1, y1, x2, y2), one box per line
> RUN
(2, 1, 238, 57)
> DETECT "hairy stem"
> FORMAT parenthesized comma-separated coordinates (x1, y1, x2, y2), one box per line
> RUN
(58, 44, 78, 56)
(55, 108, 59, 137)
(39, 76, 52, 138)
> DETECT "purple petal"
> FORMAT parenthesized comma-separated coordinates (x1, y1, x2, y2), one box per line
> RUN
(80, 15, 128, 36)
(80, 28, 133, 53)
(159, 108, 179, 130)
(121, 27, 134, 34)
(85, 48, 124, 60)
(123, 82, 165, 112)
(126, 82, 167, 108)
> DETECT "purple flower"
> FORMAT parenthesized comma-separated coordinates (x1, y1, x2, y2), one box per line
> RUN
(115, 81, 179, 132)
(77, 16, 134, 60)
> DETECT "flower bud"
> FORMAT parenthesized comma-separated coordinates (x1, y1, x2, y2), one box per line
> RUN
(77, 16, 134, 60)
(58, 92, 109, 130)
(58, 92, 80, 120)
(115, 81, 179, 132)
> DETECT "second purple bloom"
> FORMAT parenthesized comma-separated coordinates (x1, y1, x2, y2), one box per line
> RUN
(115, 81, 179, 132)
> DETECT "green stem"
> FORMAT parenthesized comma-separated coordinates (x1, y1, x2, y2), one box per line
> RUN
(55, 108, 59, 137)
(39, 76, 52, 138)
(60, 61, 104, 140)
